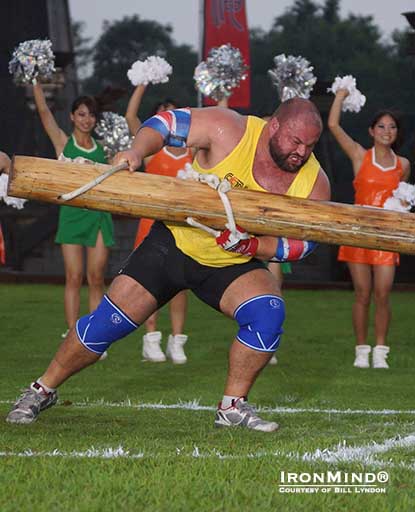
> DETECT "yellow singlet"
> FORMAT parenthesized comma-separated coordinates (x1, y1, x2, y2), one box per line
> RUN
(166, 116, 320, 267)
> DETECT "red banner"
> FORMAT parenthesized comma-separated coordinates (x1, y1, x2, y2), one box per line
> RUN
(202, 0, 250, 109)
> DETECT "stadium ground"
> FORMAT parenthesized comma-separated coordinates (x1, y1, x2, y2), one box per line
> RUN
(1, 284, 414, 511)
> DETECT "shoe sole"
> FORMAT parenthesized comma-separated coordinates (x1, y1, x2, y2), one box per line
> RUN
(214, 417, 279, 432)
(214, 421, 279, 432)
(6, 414, 37, 424)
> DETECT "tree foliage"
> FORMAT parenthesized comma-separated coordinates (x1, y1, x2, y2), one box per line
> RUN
(250, 0, 415, 118)
(79, 15, 198, 119)
(72, 1, 415, 182)
(249, 0, 415, 191)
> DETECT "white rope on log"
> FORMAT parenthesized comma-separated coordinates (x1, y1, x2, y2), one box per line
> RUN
(177, 163, 237, 237)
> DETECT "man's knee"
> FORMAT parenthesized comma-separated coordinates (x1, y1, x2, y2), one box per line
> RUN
(234, 295, 285, 352)
(76, 295, 139, 354)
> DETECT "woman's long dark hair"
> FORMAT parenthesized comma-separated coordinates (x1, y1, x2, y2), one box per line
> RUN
(71, 86, 127, 117)
(370, 110, 404, 152)
(151, 97, 178, 116)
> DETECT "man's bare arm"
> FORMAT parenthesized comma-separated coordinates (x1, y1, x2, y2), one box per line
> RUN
(114, 106, 245, 172)
(0, 152, 11, 174)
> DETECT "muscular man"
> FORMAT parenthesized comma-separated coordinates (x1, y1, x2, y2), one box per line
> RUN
(7, 98, 330, 431)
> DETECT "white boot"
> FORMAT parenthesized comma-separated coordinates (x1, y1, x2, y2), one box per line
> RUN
(353, 345, 371, 368)
(142, 331, 166, 362)
(166, 334, 188, 364)
(372, 345, 390, 369)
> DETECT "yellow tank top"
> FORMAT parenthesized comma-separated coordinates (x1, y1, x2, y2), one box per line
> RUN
(166, 116, 321, 267)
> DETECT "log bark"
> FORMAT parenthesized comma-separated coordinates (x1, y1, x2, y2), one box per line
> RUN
(8, 155, 415, 254)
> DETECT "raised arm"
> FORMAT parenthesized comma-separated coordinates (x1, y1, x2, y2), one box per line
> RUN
(328, 89, 364, 172)
(125, 84, 146, 135)
(32, 82, 67, 156)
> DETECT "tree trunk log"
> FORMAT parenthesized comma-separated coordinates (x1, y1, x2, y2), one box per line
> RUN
(8, 155, 415, 254)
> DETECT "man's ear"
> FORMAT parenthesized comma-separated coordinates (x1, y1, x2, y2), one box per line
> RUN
(268, 117, 279, 136)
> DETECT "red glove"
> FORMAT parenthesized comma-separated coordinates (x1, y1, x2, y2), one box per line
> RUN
(216, 225, 259, 256)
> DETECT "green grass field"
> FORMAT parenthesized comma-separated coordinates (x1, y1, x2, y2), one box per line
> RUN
(1, 284, 415, 511)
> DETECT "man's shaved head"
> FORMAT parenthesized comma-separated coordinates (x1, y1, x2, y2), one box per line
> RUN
(273, 97, 322, 131)
(268, 98, 322, 173)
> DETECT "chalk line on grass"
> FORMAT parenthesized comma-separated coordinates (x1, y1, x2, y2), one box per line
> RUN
(2, 398, 415, 416)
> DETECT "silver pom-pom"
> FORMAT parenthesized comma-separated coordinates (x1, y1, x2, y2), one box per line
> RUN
(95, 112, 132, 160)
(9, 39, 56, 85)
(268, 54, 316, 102)
(194, 44, 248, 101)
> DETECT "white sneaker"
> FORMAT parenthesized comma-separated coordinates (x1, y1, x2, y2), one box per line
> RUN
(215, 398, 279, 432)
(269, 355, 278, 365)
(61, 329, 69, 339)
(353, 345, 371, 368)
(142, 331, 166, 362)
(99, 351, 108, 361)
(372, 345, 390, 369)
(166, 334, 188, 364)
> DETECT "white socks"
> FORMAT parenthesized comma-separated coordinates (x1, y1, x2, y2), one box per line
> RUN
(221, 395, 245, 408)
(36, 378, 56, 394)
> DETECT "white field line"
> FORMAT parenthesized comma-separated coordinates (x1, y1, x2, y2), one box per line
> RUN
(278, 433, 415, 468)
(2, 435, 415, 472)
(2, 398, 415, 416)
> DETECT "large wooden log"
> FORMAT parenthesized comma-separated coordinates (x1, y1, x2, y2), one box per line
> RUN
(8, 155, 415, 254)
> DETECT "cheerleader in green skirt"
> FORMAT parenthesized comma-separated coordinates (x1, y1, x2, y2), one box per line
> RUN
(32, 82, 114, 340)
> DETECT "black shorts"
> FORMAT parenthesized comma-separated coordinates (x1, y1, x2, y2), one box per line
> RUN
(119, 222, 266, 311)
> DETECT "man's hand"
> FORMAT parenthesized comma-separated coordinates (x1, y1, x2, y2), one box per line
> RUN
(113, 149, 142, 172)
(216, 225, 259, 256)
(0, 152, 11, 175)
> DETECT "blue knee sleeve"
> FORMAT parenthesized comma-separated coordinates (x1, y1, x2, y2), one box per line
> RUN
(76, 295, 139, 354)
(234, 295, 285, 352)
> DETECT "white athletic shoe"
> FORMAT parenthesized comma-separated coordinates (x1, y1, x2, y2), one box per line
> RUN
(372, 345, 390, 369)
(166, 334, 188, 364)
(353, 345, 371, 368)
(6, 382, 58, 424)
(99, 351, 108, 361)
(269, 355, 278, 365)
(215, 398, 279, 432)
(61, 329, 69, 339)
(142, 331, 166, 362)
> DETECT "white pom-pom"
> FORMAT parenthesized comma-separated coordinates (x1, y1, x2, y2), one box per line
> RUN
(0, 174, 26, 209)
(327, 75, 366, 113)
(384, 182, 415, 212)
(127, 56, 172, 86)
(383, 197, 409, 212)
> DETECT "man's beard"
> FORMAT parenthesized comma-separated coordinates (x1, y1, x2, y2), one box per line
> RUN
(269, 140, 307, 173)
